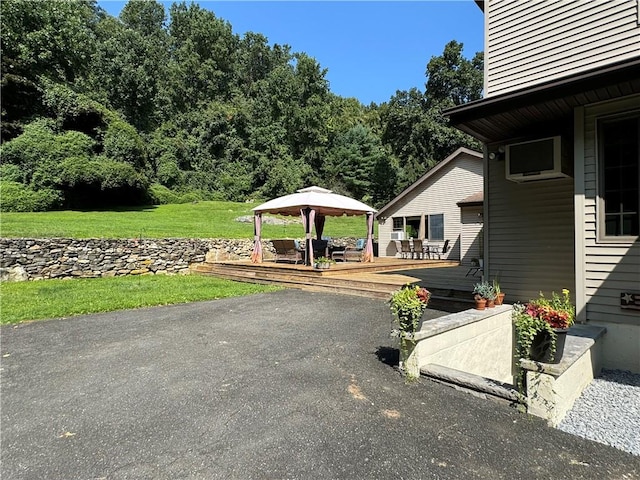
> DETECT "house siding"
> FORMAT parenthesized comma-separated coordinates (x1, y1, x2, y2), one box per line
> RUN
(485, 0, 640, 96)
(378, 153, 483, 258)
(582, 95, 640, 331)
(461, 206, 483, 266)
(486, 156, 575, 303)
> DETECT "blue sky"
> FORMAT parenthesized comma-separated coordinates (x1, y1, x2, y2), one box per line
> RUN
(97, 1, 484, 105)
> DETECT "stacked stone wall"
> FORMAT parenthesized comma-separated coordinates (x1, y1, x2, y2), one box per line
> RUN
(0, 237, 360, 281)
(0, 238, 254, 281)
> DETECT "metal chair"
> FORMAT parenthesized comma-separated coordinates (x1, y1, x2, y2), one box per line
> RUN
(432, 239, 450, 259)
(400, 240, 412, 259)
(465, 258, 483, 277)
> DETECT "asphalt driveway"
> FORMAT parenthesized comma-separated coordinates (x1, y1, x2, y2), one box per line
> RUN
(2, 289, 638, 479)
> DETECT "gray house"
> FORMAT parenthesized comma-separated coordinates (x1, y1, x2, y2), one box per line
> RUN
(447, 0, 640, 373)
(376, 147, 483, 263)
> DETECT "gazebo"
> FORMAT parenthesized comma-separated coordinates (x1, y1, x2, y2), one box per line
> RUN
(250, 186, 377, 266)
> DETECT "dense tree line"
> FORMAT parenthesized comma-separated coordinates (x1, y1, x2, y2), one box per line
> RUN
(0, 0, 482, 211)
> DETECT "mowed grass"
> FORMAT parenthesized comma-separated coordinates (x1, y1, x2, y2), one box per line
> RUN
(0, 275, 280, 324)
(0, 201, 373, 239)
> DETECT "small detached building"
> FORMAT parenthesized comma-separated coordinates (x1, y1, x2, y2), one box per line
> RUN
(376, 147, 483, 264)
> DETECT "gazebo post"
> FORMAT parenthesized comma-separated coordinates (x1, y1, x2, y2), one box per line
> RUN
(250, 212, 263, 263)
(363, 212, 375, 263)
(303, 207, 312, 266)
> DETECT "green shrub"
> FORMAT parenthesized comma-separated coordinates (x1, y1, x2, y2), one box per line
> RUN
(41, 81, 111, 133)
(57, 156, 101, 187)
(148, 184, 206, 205)
(177, 192, 202, 203)
(0, 181, 61, 212)
(156, 154, 183, 188)
(148, 183, 179, 204)
(98, 158, 148, 190)
(0, 119, 57, 175)
(1, 120, 95, 186)
(0, 163, 25, 183)
(103, 120, 147, 169)
(53, 130, 95, 159)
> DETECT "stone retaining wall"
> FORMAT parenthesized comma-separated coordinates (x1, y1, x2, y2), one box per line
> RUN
(0, 237, 360, 282)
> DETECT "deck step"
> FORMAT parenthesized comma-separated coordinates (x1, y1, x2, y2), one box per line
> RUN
(191, 260, 473, 305)
(191, 263, 407, 299)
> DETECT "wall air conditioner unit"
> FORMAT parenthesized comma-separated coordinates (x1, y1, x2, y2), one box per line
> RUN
(505, 136, 571, 182)
(390, 231, 405, 241)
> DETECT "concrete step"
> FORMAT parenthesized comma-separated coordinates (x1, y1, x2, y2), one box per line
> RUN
(421, 364, 523, 404)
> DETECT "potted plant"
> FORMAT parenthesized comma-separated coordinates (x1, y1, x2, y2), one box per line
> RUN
(513, 289, 575, 364)
(314, 256, 335, 270)
(493, 277, 505, 305)
(389, 284, 431, 376)
(472, 281, 496, 310)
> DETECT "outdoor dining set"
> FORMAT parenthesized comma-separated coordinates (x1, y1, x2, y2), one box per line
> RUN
(395, 239, 449, 260)
(270, 238, 367, 264)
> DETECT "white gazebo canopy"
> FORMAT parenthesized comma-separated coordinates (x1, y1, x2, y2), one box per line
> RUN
(252, 186, 376, 217)
(250, 186, 377, 265)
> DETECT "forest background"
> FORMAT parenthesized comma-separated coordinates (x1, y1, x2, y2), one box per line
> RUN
(0, 0, 483, 213)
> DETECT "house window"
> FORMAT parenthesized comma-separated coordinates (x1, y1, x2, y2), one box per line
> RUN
(428, 214, 444, 241)
(599, 115, 639, 239)
(392, 217, 403, 231)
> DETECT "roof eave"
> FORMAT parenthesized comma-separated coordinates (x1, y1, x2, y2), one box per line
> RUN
(445, 57, 640, 143)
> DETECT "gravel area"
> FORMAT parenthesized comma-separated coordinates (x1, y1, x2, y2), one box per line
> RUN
(558, 369, 640, 456)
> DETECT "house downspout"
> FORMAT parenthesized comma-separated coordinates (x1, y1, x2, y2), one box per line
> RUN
(482, 144, 489, 282)
(574, 106, 587, 324)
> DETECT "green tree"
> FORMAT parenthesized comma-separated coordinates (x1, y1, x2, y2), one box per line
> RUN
(0, 0, 98, 139)
(425, 40, 484, 108)
(326, 124, 387, 202)
(83, 2, 168, 132)
(166, 2, 238, 111)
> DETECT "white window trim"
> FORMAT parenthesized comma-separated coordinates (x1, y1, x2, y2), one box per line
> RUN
(426, 213, 445, 241)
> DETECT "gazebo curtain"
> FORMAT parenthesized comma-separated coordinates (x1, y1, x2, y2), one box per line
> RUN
(314, 214, 326, 240)
(250, 213, 263, 263)
(300, 208, 316, 266)
(363, 212, 374, 263)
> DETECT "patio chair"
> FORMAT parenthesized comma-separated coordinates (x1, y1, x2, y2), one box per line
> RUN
(331, 238, 366, 262)
(400, 240, 412, 259)
(272, 239, 304, 264)
(431, 239, 450, 259)
(312, 239, 329, 259)
(465, 258, 483, 277)
(412, 239, 426, 260)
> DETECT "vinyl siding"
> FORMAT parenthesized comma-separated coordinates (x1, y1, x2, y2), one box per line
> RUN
(486, 0, 640, 96)
(461, 206, 483, 265)
(378, 153, 483, 258)
(486, 157, 575, 303)
(582, 95, 640, 327)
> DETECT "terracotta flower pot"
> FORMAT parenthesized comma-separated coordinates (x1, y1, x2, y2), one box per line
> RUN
(495, 292, 506, 305)
(474, 298, 487, 310)
(487, 298, 495, 308)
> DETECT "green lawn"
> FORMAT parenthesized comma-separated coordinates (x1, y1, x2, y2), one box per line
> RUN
(0, 201, 373, 239)
(0, 275, 280, 324)
(0, 201, 373, 323)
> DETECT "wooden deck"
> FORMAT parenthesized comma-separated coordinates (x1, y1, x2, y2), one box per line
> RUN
(192, 257, 481, 305)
